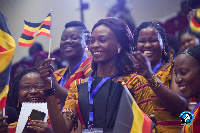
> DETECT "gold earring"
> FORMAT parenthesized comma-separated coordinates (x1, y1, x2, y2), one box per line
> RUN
(85, 46, 88, 52)
(17, 100, 19, 107)
(164, 49, 167, 56)
(118, 48, 121, 53)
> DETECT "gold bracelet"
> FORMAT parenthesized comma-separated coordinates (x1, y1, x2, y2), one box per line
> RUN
(147, 74, 162, 90)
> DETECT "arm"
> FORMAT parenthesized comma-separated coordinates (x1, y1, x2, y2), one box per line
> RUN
(132, 51, 188, 114)
(39, 58, 74, 133)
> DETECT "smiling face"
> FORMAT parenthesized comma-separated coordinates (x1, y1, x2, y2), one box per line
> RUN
(174, 54, 200, 100)
(90, 25, 120, 64)
(179, 32, 197, 51)
(18, 72, 46, 103)
(60, 27, 86, 60)
(137, 27, 163, 66)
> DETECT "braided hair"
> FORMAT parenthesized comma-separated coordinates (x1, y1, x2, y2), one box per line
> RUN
(91, 17, 135, 76)
(6, 68, 39, 115)
(133, 21, 170, 63)
(177, 45, 200, 62)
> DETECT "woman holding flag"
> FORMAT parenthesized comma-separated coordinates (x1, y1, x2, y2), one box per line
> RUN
(39, 17, 153, 133)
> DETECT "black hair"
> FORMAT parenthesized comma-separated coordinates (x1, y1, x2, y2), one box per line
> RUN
(6, 68, 39, 115)
(177, 45, 200, 61)
(29, 42, 43, 56)
(133, 21, 170, 63)
(65, 21, 90, 40)
(188, 0, 200, 9)
(91, 17, 135, 76)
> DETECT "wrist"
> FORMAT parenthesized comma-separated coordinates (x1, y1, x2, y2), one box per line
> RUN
(43, 87, 55, 97)
(147, 74, 162, 90)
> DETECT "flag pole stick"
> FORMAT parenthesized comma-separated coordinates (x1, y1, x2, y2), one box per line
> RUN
(48, 10, 53, 59)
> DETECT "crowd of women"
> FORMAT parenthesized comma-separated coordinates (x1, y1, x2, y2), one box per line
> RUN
(1, 0, 200, 133)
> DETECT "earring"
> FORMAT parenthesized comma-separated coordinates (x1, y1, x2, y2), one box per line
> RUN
(118, 48, 121, 54)
(164, 49, 167, 56)
(17, 100, 19, 107)
(85, 46, 88, 52)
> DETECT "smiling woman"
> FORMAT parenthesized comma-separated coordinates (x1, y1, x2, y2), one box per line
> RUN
(132, 21, 189, 132)
(6, 68, 54, 133)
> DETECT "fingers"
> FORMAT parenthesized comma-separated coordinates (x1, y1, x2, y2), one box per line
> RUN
(0, 117, 8, 133)
(27, 120, 51, 133)
(187, 9, 198, 22)
(0, 116, 8, 122)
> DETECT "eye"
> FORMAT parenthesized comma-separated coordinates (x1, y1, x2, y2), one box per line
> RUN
(180, 70, 188, 76)
(138, 40, 145, 43)
(150, 39, 158, 43)
(90, 39, 95, 44)
(36, 85, 45, 90)
(61, 36, 67, 41)
(99, 39, 106, 43)
(21, 84, 31, 90)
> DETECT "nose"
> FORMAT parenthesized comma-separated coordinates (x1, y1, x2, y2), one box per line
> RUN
(144, 42, 152, 47)
(29, 87, 39, 94)
(175, 75, 182, 84)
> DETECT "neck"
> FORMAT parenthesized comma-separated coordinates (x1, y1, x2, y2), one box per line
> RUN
(97, 59, 118, 77)
(151, 58, 163, 70)
(67, 54, 85, 71)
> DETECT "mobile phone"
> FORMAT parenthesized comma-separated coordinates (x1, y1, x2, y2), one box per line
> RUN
(29, 109, 46, 121)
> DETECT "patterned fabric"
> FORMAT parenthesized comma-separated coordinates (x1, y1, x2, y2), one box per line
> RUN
(152, 63, 182, 133)
(63, 73, 151, 130)
(54, 57, 92, 89)
(181, 103, 200, 133)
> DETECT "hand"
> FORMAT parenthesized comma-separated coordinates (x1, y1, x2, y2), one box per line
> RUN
(39, 58, 55, 85)
(132, 51, 153, 79)
(26, 120, 54, 133)
(187, 9, 198, 22)
(0, 116, 8, 133)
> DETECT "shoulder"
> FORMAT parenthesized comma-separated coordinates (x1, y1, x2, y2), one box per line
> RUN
(54, 67, 68, 81)
(81, 57, 92, 66)
(123, 73, 149, 92)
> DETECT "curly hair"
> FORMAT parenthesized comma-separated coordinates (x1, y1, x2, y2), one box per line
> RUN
(6, 68, 39, 115)
(133, 21, 170, 63)
(91, 17, 135, 76)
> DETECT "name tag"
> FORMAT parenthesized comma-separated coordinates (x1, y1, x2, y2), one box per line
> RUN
(82, 128, 103, 133)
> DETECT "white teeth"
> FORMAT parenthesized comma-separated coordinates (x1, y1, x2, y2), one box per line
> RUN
(30, 98, 39, 101)
(145, 51, 153, 54)
(180, 86, 185, 91)
(94, 52, 101, 54)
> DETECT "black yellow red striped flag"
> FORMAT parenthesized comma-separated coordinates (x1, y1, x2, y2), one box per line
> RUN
(0, 11, 16, 110)
(113, 83, 153, 133)
(18, 12, 51, 47)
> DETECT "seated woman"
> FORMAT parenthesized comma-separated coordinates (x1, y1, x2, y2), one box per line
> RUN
(5, 68, 54, 133)
(39, 17, 152, 133)
(132, 21, 189, 132)
(174, 45, 200, 133)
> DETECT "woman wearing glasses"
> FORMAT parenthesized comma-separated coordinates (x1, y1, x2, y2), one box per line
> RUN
(4, 68, 54, 133)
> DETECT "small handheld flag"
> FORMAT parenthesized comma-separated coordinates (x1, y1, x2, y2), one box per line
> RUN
(18, 11, 52, 47)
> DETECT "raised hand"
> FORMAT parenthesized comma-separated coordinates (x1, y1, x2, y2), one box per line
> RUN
(26, 120, 54, 133)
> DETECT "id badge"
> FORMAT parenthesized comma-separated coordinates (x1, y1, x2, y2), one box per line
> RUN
(82, 128, 103, 133)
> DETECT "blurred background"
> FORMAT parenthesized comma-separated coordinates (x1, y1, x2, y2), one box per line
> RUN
(0, 0, 186, 63)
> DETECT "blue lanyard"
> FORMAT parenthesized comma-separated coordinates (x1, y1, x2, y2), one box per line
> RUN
(152, 61, 162, 73)
(59, 55, 87, 109)
(60, 55, 87, 86)
(87, 74, 117, 130)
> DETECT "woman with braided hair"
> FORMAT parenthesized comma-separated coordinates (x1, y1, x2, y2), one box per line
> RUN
(39, 17, 153, 133)
(132, 21, 189, 132)
(174, 45, 200, 133)
(5, 68, 54, 133)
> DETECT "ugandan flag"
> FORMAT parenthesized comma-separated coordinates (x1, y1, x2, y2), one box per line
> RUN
(189, 9, 200, 35)
(0, 11, 16, 110)
(113, 83, 153, 133)
(18, 12, 51, 47)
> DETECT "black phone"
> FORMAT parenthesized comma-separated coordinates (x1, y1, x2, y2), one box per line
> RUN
(29, 109, 46, 121)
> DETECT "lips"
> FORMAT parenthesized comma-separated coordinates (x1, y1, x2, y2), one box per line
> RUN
(92, 51, 104, 57)
(27, 97, 40, 102)
(144, 50, 154, 56)
(179, 86, 186, 93)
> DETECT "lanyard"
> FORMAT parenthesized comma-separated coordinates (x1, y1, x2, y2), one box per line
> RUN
(152, 61, 162, 73)
(60, 55, 87, 86)
(59, 55, 87, 109)
(191, 102, 200, 113)
(87, 74, 117, 130)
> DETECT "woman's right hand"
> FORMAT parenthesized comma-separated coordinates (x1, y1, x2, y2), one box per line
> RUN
(0, 116, 8, 133)
(39, 58, 55, 85)
(132, 51, 154, 79)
